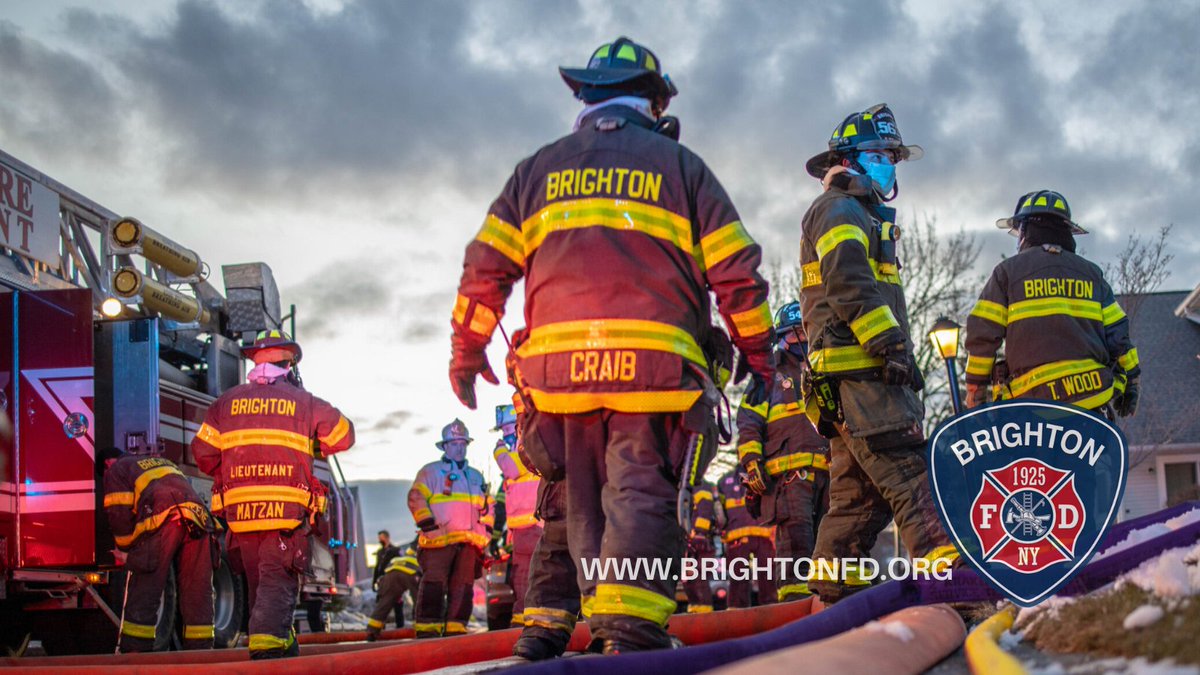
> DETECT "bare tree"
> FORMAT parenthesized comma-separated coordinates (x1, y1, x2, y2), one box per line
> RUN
(1102, 224, 1175, 330)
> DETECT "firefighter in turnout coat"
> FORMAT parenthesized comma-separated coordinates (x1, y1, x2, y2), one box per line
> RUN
(192, 330, 356, 659)
(367, 542, 421, 640)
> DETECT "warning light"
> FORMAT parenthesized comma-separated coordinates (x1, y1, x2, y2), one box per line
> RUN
(101, 297, 123, 318)
(84, 572, 104, 585)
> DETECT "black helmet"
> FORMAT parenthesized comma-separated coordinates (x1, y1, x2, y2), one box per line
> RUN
(774, 301, 803, 330)
(805, 103, 924, 178)
(559, 37, 678, 114)
(996, 190, 1087, 236)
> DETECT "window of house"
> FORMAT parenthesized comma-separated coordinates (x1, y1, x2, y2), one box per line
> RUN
(1164, 461, 1199, 506)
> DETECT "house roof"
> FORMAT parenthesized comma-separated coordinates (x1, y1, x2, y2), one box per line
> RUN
(1116, 290, 1200, 447)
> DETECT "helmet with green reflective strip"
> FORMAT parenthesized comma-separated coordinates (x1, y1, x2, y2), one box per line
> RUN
(996, 189, 1087, 235)
(559, 36, 678, 114)
(806, 103, 924, 178)
(774, 301, 803, 330)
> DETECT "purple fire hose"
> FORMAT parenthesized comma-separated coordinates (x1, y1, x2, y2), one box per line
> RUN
(511, 502, 1199, 675)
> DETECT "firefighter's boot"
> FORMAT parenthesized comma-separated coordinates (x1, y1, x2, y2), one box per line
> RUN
(513, 627, 570, 660)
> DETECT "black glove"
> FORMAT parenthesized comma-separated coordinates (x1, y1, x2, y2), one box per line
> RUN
(882, 342, 924, 392)
(1115, 378, 1139, 417)
(449, 343, 499, 410)
(417, 518, 438, 532)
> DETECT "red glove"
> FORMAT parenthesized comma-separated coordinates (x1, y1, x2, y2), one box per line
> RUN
(965, 383, 987, 409)
(449, 337, 499, 410)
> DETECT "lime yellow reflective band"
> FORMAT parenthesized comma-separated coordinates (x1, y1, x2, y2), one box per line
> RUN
(248, 633, 293, 651)
(970, 299, 1008, 326)
(452, 294, 501, 338)
(737, 440, 763, 461)
(616, 44, 637, 62)
(517, 318, 706, 366)
(523, 198, 689, 258)
(475, 214, 524, 266)
(764, 452, 828, 475)
(121, 621, 156, 639)
(966, 354, 996, 377)
(777, 583, 810, 600)
(184, 624, 214, 640)
(699, 221, 753, 270)
(729, 302, 772, 338)
(1008, 297, 1102, 324)
(802, 259, 901, 288)
(815, 224, 869, 261)
(1118, 348, 1139, 372)
(766, 402, 806, 423)
(849, 305, 900, 345)
(1009, 359, 1104, 397)
(809, 345, 884, 373)
(1102, 302, 1127, 326)
(593, 583, 677, 625)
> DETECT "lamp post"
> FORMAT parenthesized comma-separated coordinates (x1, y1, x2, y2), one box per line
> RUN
(929, 316, 964, 415)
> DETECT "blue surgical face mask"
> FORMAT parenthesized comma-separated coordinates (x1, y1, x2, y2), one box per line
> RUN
(503, 432, 517, 448)
(857, 151, 896, 195)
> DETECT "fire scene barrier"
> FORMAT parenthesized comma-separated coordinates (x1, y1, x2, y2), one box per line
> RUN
(709, 604, 966, 675)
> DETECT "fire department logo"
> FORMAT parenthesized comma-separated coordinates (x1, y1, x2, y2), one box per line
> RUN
(928, 400, 1126, 607)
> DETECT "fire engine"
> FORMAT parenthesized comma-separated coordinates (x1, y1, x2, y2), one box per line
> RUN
(0, 149, 365, 654)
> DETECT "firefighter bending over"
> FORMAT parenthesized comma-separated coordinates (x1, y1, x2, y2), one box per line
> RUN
(192, 330, 356, 659)
(102, 447, 216, 652)
(367, 540, 421, 641)
(964, 190, 1140, 418)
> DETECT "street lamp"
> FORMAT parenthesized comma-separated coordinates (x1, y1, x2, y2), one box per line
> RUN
(928, 316, 964, 414)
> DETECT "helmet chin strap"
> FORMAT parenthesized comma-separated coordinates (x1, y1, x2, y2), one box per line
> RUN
(878, 179, 899, 203)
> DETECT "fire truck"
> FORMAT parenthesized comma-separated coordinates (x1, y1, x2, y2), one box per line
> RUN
(0, 149, 364, 654)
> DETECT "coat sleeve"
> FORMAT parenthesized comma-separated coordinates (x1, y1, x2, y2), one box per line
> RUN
(812, 200, 907, 355)
(688, 153, 773, 363)
(192, 400, 224, 477)
(407, 467, 434, 525)
(691, 485, 715, 534)
(453, 169, 526, 354)
(102, 463, 136, 548)
(736, 395, 769, 467)
(1097, 278, 1140, 379)
(964, 265, 1010, 386)
(311, 395, 354, 456)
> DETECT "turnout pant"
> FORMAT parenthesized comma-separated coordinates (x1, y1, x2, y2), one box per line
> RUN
(772, 470, 830, 601)
(120, 519, 214, 652)
(233, 528, 308, 658)
(534, 411, 689, 649)
(415, 543, 480, 636)
(810, 432, 955, 602)
(724, 535, 776, 609)
(508, 525, 542, 625)
(520, 481, 580, 652)
(681, 553, 714, 613)
(368, 571, 419, 635)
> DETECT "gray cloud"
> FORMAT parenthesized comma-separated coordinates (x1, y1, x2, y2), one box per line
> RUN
(283, 257, 393, 338)
(367, 409, 413, 433)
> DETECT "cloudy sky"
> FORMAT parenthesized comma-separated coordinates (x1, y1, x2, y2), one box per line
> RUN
(3, 0, 1197, 483)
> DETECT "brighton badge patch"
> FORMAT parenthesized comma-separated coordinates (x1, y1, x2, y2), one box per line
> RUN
(928, 400, 1127, 606)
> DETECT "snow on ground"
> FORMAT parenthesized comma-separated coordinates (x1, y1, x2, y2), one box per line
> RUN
(1116, 542, 1200, 601)
(1029, 656, 1200, 674)
(1016, 595, 1077, 628)
(863, 619, 915, 643)
(1123, 604, 1165, 630)
(1096, 510, 1200, 562)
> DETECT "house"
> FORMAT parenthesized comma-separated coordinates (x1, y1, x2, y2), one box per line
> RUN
(1117, 286, 1200, 520)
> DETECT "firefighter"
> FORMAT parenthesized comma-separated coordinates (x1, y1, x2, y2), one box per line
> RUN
(681, 478, 716, 613)
(367, 540, 421, 640)
(407, 420, 490, 638)
(101, 447, 215, 652)
(192, 329, 356, 659)
(799, 104, 957, 603)
(964, 190, 1140, 416)
(449, 36, 773, 653)
(736, 302, 830, 601)
(715, 468, 776, 608)
(491, 404, 542, 627)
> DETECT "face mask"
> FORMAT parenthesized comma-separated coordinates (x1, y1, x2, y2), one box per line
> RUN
(857, 151, 896, 196)
(503, 432, 517, 448)
(442, 441, 467, 463)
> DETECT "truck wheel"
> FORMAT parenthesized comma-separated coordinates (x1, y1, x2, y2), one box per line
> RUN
(305, 599, 326, 632)
(213, 554, 246, 648)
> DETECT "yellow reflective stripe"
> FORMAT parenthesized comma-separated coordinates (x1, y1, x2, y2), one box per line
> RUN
(693, 517, 712, 531)
(475, 214, 525, 266)
(923, 544, 960, 567)
(121, 621, 157, 639)
(249, 633, 293, 651)
(593, 583, 676, 625)
(777, 583, 810, 600)
(737, 441, 763, 461)
(444, 621, 468, 634)
(104, 491, 135, 508)
(724, 526, 773, 541)
(1008, 297, 1102, 323)
(849, 305, 900, 344)
(688, 605, 714, 613)
(218, 429, 313, 456)
(527, 388, 702, 415)
(1072, 386, 1114, 411)
(412, 507, 433, 523)
(414, 622, 445, 633)
(1118, 348, 1139, 372)
(1009, 359, 1104, 397)
(966, 354, 996, 377)
(511, 613, 526, 627)
(114, 501, 206, 548)
(724, 497, 746, 509)
(211, 492, 223, 511)
(418, 531, 490, 549)
(428, 492, 487, 508)
(523, 198, 691, 257)
(219, 485, 313, 506)
(764, 452, 826, 476)
(227, 518, 305, 533)
(970, 299, 1008, 326)
(196, 422, 221, 446)
(699, 221, 753, 269)
(815, 224, 869, 260)
(184, 624, 214, 640)
(809, 345, 884, 373)
(742, 399, 769, 417)
(367, 618, 385, 629)
(767, 403, 806, 422)
(452, 294, 501, 338)
(1102, 302, 1126, 325)
(517, 319, 705, 366)
(319, 415, 351, 447)
(507, 513, 540, 528)
(803, 259, 901, 288)
(414, 482, 433, 498)
(729, 302, 772, 338)
(581, 595, 595, 619)
(134, 465, 184, 505)
(693, 490, 713, 502)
